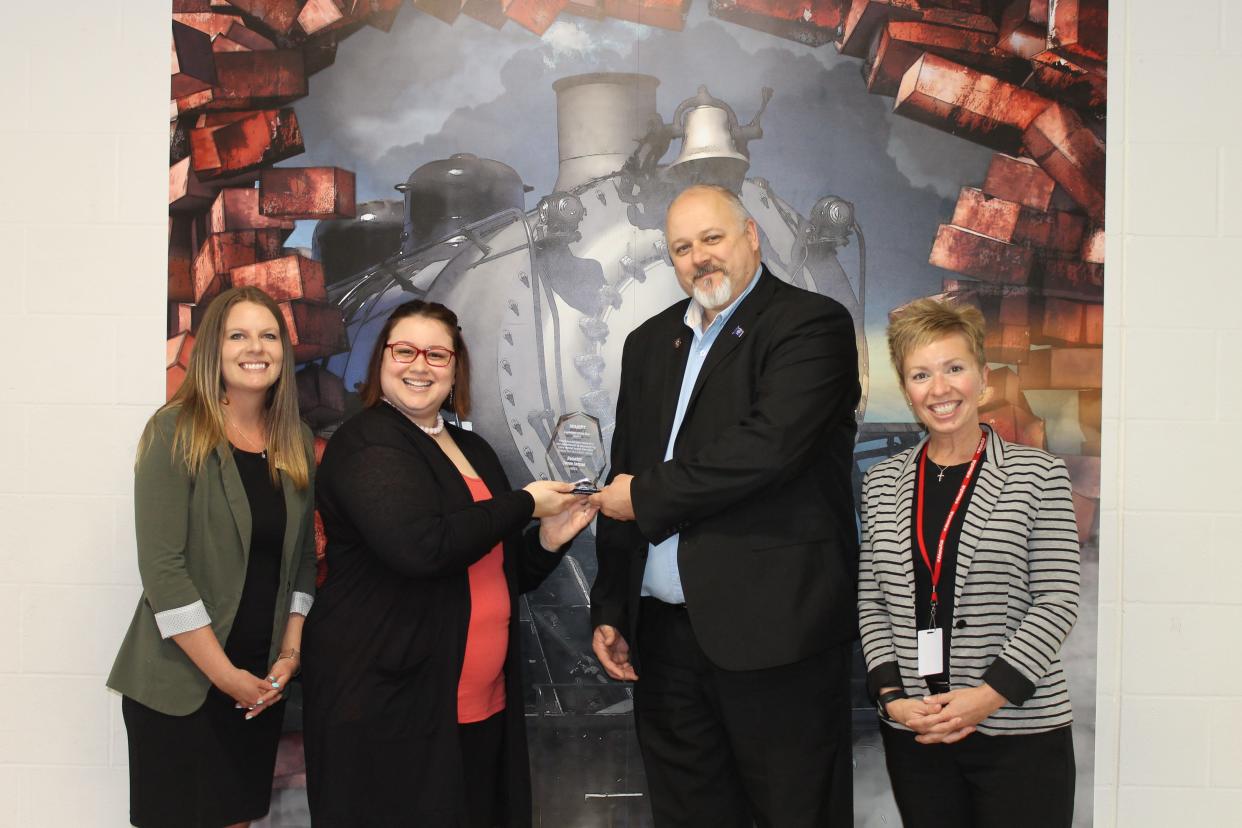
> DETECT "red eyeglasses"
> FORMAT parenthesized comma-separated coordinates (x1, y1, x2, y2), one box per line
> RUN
(386, 342, 455, 367)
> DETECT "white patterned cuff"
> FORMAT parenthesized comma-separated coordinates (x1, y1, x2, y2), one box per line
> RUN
(290, 591, 314, 616)
(153, 599, 211, 639)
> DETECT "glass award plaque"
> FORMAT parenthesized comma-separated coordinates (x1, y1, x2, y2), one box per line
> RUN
(546, 411, 607, 495)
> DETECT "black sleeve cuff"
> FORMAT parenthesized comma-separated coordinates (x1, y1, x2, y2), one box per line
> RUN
(629, 473, 667, 545)
(866, 661, 903, 700)
(982, 656, 1036, 706)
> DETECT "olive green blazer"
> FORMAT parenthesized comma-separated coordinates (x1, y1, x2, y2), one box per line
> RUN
(107, 407, 317, 716)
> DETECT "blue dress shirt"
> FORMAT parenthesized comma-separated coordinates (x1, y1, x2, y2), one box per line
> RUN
(639, 265, 763, 604)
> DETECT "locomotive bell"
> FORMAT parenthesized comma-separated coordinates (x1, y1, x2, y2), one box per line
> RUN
(670, 104, 749, 168)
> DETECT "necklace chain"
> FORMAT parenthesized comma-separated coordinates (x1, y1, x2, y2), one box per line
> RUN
(225, 412, 267, 458)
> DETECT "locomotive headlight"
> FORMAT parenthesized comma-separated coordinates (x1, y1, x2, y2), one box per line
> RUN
(808, 195, 855, 248)
(535, 192, 586, 243)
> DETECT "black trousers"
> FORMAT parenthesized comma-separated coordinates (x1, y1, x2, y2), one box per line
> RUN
(880, 720, 1075, 828)
(634, 597, 853, 828)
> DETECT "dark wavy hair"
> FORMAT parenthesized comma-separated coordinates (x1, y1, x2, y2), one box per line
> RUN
(357, 300, 471, 419)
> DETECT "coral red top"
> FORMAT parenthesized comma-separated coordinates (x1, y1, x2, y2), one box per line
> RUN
(457, 474, 511, 724)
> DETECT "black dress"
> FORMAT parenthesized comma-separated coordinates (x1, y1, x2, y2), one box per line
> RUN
(122, 447, 286, 828)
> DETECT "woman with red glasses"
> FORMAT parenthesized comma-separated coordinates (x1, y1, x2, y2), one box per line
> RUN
(301, 300, 595, 827)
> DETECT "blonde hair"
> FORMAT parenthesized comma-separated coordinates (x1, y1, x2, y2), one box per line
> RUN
(886, 297, 987, 384)
(140, 287, 309, 489)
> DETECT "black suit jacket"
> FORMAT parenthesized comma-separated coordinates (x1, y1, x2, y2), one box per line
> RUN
(302, 403, 562, 827)
(590, 268, 861, 671)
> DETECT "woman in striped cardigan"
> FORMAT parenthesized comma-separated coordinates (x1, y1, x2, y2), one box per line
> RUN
(858, 298, 1081, 827)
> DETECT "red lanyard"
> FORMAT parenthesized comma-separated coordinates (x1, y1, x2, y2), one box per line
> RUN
(915, 432, 986, 624)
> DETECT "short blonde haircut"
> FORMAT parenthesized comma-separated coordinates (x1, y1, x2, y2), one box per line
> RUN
(886, 297, 987, 384)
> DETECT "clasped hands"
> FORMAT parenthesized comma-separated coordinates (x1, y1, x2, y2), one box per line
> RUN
(222, 650, 300, 721)
(884, 683, 1006, 744)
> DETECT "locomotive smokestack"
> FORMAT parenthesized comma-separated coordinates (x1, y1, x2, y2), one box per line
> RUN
(551, 73, 660, 192)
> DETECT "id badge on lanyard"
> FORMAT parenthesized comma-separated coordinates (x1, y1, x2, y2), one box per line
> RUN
(914, 433, 985, 677)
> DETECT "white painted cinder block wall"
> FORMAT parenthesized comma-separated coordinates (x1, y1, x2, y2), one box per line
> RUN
(0, 0, 1237, 824)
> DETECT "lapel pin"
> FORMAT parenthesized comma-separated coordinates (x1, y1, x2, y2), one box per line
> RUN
(731, 325, 744, 338)
(673, 337, 683, 349)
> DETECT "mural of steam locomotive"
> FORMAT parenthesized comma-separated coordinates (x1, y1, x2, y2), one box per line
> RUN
(300, 72, 881, 822)
(313, 73, 868, 487)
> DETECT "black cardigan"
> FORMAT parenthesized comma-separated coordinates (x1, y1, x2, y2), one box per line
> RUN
(301, 404, 563, 827)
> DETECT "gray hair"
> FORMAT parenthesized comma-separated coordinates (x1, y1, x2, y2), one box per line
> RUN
(667, 184, 751, 232)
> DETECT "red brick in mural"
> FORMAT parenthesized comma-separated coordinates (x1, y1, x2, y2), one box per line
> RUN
(996, 0, 1048, 59)
(603, 0, 691, 31)
(218, 20, 278, 51)
(929, 225, 1034, 285)
(171, 21, 216, 98)
(208, 188, 297, 235)
(982, 365, 1028, 411)
(1040, 258, 1103, 299)
(1017, 346, 1102, 389)
(413, 0, 467, 24)
(1038, 297, 1087, 345)
(503, 0, 571, 34)
(895, 53, 1052, 152)
(982, 152, 1057, 210)
(980, 402, 1046, 449)
(568, 0, 607, 16)
(169, 218, 195, 304)
(1024, 49, 1106, 113)
(202, 50, 308, 111)
(949, 187, 1023, 242)
(983, 323, 1030, 364)
(193, 229, 287, 304)
(225, 0, 307, 37)
(280, 301, 349, 361)
(463, 0, 510, 27)
(839, 0, 925, 57)
(1023, 102, 1105, 220)
(170, 157, 216, 213)
(173, 12, 250, 39)
(709, 0, 847, 47)
(1047, 0, 1107, 70)
(868, 21, 1023, 97)
(167, 331, 195, 399)
(231, 255, 329, 303)
(296, 0, 344, 35)
(1081, 225, 1104, 264)
(259, 167, 357, 220)
(189, 108, 304, 179)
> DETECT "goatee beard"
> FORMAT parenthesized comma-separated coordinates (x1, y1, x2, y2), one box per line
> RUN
(692, 267, 733, 310)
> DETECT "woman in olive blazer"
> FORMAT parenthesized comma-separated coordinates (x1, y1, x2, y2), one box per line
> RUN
(108, 408, 317, 714)
(108, 287, 317, 828)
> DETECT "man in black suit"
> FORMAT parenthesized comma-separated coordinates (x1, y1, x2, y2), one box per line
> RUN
(589, 184, 861, 827)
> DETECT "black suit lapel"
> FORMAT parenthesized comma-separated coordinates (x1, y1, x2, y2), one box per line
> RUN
(685, 269, 777, 414)
(654, 315, 693, 458)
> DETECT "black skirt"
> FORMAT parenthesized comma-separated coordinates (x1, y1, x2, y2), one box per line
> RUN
(122, 688, 284, 828)
(124, 448, 287, 828)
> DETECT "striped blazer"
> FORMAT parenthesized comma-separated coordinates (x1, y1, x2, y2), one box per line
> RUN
(857, 426, 1080, 735)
